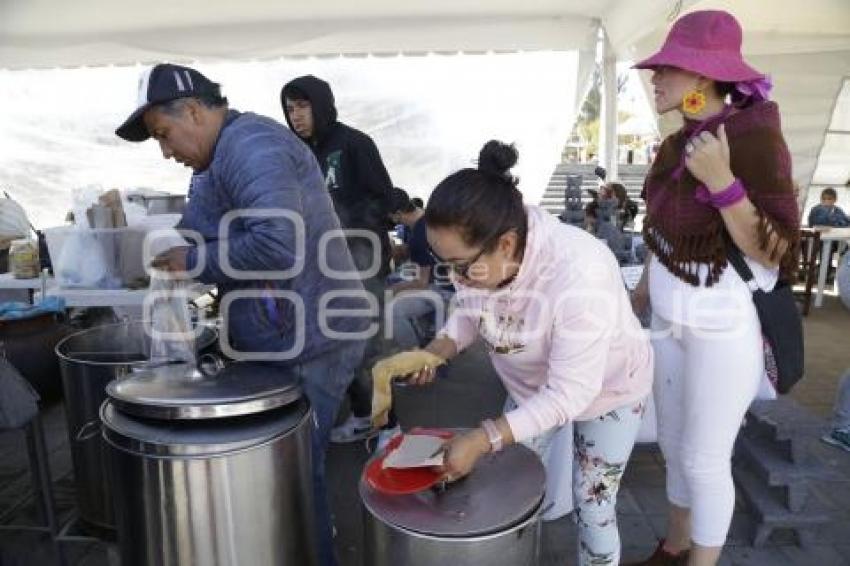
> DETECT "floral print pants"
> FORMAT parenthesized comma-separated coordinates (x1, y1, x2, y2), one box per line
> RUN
(512, 398, 646, 566)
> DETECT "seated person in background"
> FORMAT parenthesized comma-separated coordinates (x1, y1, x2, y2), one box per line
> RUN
(390, 188, 414, 266)
(386, 188, 454, 350)
(609, 182, 640, 228)
(808, 187, 850, 227)
(585, 200, 627, 258)
(583, 199, 599, 233)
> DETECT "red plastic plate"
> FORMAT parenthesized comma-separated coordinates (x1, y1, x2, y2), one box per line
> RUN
(364, 428, 454, 495)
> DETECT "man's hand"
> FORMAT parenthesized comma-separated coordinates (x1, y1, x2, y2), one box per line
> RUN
(151, 246, 191, 276)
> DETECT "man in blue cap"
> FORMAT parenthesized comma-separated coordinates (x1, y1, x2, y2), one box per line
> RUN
(117, 63, 368, 566)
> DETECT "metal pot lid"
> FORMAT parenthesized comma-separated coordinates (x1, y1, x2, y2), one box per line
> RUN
(106, 361, 302, 420)
(101, 398, 310, 457)
(359, 439, 545, 538)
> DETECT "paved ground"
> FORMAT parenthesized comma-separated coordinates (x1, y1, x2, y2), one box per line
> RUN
(790, 295, 850, 418)
(1, 298, 849, 565)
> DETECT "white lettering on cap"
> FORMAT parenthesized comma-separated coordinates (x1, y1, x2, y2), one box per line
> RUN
(136, 67, 153, 108)
(173, 70, 185, 91)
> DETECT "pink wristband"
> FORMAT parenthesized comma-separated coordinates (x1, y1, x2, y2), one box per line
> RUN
(695, 178, 746, 209)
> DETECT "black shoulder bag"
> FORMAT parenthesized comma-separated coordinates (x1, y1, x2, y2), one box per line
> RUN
(726, 246, 805, 394)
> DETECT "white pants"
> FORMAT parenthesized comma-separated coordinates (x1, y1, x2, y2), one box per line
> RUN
(651, 309, 763, 547)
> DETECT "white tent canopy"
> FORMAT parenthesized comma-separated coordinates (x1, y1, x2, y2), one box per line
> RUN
(1, 0, 679, 68)
(2, 0, 849, 212)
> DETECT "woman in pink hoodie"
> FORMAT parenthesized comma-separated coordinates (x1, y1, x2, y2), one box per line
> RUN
(376, 140, 653, 565)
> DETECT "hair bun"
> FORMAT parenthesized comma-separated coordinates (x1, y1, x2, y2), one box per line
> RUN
(478, 140, 518, 179)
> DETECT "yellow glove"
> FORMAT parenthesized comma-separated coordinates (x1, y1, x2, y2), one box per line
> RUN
(371, 350, 446, 428)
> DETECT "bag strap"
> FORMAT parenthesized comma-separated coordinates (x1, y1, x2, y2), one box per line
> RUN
(726, 244, 760, 291)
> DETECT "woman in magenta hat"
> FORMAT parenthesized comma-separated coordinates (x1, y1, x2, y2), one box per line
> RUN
(628, 10, 799, 566)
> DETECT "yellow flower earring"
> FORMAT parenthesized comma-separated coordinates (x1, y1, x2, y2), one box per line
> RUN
(682, 89, 707, 115)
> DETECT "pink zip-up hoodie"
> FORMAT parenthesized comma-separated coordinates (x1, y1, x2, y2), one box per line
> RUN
(439, 205, 653, 442)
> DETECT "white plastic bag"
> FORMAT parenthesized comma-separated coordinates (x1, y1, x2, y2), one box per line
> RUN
(0, 197, 31, 239)
(145, 272, 196, 365)
(55, 228, 113, 288)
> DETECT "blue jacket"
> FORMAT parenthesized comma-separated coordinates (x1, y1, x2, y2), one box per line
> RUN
(808, 204, 850, 227)
(180, 110, 368, 367)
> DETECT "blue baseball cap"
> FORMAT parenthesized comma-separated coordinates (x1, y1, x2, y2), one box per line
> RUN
(116, 63, 221, 142)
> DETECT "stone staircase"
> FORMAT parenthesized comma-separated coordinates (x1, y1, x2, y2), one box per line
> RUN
(538, 163, 650, 222)
(733, 398, 836, 547)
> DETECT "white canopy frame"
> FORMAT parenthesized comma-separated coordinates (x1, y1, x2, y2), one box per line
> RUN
(2, 0, 849, 212)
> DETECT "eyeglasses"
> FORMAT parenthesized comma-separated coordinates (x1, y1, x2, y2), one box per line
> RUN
(429, 232, 502, 279)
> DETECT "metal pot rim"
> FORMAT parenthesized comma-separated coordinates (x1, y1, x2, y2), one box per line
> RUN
(100, 399, 311, 458)
(362, 500, 542, 541)
(55, 321, 217, 366)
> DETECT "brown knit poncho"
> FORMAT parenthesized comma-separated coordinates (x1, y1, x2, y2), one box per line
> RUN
(642, 100, 800, 286)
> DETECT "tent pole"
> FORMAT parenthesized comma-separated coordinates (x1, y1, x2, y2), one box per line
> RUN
(599, 26, 618, 182)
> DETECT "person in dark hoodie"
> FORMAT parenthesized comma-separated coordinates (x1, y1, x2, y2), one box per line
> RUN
(282, 75, 394, 444)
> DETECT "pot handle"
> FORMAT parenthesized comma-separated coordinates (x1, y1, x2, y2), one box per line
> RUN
(75, 420, 101, 442)
(198, 353, 225, 377)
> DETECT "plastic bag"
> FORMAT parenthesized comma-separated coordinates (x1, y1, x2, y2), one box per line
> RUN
(145, 272, 196, 365)
(0, 197, 31, 239)
(55, 228, 118, 288)
(71, 185, 106, 228)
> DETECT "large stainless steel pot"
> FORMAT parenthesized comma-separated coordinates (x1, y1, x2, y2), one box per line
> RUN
(54, 321, 216, 531)
(361, 435, 545, 566)
(101, 362, 316, 566)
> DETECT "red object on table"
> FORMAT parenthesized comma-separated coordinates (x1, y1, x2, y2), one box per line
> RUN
(364, 428, 454, 495)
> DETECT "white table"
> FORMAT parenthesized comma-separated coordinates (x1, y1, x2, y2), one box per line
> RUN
(43, 283, 213, 308)
(0, 272, 48, 290)
(44, 286, 151, 308)
(0, 272, 50, 303)
(814, 227, 850, 308)
(0, 272, 211, 310)
(0, 273, 150, 308)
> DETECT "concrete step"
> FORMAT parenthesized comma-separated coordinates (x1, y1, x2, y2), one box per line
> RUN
(735, 435, 839, 512)
(543, 181, 643, 189)
(539, 197, 646, 209)
(548, 173, 647, 180)
(736, 435, 839, 487)
(542, 189, 644, 199)
(546, 179, 645, 187)
(542, 162, 648, 210)
(733, 464, 830, 547)
(553, 163, 651, 176)
(744, 399, 825, 463)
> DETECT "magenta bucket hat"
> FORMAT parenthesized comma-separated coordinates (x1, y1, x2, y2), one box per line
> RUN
(634, 10, 763, 82)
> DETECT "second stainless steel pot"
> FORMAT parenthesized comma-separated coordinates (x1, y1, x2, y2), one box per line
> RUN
(55, 321, 216, 531)
(361, 432, 546, 566)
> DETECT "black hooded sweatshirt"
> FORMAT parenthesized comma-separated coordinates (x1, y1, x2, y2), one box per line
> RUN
(281, 75, 393, 242)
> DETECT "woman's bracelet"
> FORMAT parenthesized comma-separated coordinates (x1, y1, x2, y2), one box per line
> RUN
(695, 178, 747, 209)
